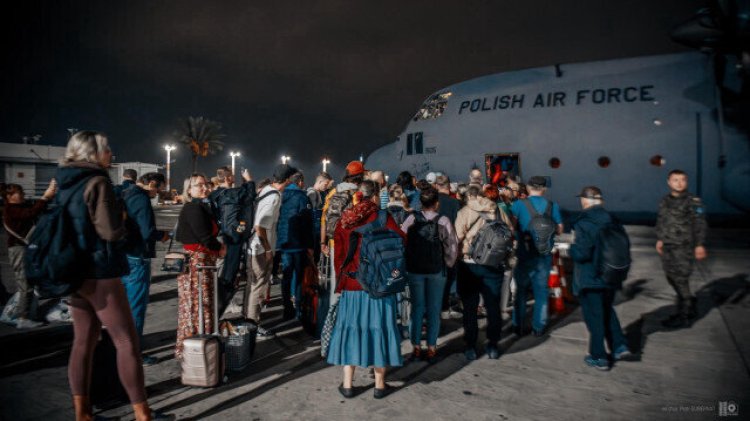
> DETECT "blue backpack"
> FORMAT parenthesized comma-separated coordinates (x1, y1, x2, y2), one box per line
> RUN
(25, 177, 92, 298)
(341, 211, 406, 298)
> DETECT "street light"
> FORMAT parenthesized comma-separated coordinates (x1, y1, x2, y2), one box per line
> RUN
(322, 158, 331, 172)
(230, 151, 241, 185)
(164, 145, 176, 192)
(281, 155, 291, 164)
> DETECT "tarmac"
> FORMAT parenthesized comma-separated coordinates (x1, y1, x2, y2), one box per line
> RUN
(0, 206, 748, 421)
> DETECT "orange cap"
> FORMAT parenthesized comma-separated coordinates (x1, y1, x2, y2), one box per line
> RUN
(345, 161, 365, 176)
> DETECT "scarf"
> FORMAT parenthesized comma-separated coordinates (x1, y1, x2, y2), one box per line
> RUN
(340, 199, 379, 230)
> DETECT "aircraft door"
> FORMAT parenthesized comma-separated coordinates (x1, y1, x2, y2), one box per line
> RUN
(485, 153, 520, 187)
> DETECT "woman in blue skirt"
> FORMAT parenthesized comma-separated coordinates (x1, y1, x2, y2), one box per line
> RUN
(328, 180, 405, 399)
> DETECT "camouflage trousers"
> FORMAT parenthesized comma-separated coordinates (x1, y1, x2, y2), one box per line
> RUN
(660, 244, 696, 315)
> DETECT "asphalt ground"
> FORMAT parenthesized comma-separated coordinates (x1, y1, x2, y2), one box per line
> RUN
(0, 205, 748, 420)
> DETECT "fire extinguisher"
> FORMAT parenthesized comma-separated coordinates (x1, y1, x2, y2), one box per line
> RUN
(548, 266, 565, 315)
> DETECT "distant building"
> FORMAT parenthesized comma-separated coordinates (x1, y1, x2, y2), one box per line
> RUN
(0, 141, 162, 197)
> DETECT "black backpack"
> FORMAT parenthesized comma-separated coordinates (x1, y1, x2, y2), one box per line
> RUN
(468, 212, 513, 268)
(406, 213, 444, 274)
(594, 221, 631, 286)
(25, 177, 93, 298)
(214, 185, 260, 244)
(522, 199, 556, 255)
(324, 190, 354, 240)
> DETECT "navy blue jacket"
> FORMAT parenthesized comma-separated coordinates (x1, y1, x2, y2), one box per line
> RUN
(56, 163, 129, 279)
(113, 179, 135, 197)
(121, 184, 165, 258)
(569, 205, 614, 295)
(277, 184, 313, 252)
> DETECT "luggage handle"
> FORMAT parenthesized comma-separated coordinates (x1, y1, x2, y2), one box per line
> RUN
(195, 265, 220, 336)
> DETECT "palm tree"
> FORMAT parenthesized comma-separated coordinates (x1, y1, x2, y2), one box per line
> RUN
(177, 116, 226, 172)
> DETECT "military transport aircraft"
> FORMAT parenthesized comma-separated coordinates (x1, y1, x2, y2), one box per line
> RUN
(366, 51, 749, 221)
(366, 1, 749, 221)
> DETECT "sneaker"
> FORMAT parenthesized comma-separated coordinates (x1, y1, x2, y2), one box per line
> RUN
(584, 355, 610, 371)
(407, 347, 423, 362)
(15, 318, 43, 329)
(613, 345, 636, 361)
(449, 309, 463, 319)
(256, 326, 274, 337)
(142, 355, 158, 366)
(464, 348, 477, 361)
(440, 310, 451, 320)
(485, 344, 501, 360)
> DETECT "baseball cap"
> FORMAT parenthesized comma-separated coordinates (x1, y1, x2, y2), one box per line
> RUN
(345, 161, 365, 176)
(273, 164, 297, 182)
(425, 172, 437, 183)
(527, 176, 547, 188)
(577, 186, 603, 199)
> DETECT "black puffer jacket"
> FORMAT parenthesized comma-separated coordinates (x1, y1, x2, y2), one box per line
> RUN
(56, 162, 129, 279)
(569, 205, 614, 295)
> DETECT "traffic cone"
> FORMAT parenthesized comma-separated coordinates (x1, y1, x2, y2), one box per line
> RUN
(548, 267, 565, 314)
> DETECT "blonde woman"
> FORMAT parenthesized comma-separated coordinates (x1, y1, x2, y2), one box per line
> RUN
(60, 131, 163, 421)
(174, 174, 225, 359)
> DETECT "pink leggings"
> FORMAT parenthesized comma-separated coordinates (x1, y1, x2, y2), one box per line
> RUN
(68, 278, 147, 404)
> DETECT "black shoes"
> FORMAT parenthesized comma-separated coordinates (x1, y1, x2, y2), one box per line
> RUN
(338, 383, 354, 398)
(662, 314, 691, 328)
(373, 384, 393, 399)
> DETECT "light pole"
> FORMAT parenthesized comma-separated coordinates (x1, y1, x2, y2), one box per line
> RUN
(164, 145, 176, 192)
(281, 155, 291, 164)
(322, 158, 331, 172)
(230, 151, 241, 185)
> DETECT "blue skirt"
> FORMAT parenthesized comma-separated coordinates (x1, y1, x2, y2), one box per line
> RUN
(327, 290, 403, 368)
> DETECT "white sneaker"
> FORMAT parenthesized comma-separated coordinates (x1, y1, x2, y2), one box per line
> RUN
(16, 318, 43, 329)
(440, 311, 451, 320)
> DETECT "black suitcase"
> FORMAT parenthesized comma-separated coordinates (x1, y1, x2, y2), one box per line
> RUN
(90, 329, 128, 408)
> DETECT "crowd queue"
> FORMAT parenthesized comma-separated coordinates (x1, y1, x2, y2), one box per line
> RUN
(1, 130, 708, 419)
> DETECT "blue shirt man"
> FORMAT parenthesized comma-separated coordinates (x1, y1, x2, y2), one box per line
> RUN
(120, 172, 169, 365)
(277, 174, 314, 322)
(510, 176, 563, 336)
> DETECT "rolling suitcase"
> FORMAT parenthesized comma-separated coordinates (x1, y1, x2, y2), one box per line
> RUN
(90, 328, 128, 408)
(181, 265, 225, 387)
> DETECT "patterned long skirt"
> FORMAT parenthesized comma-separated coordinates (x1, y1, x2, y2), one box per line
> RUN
(175, 252, 217, 360)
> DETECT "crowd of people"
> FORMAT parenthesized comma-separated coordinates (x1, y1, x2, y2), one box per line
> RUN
(0, 130, 709, 419)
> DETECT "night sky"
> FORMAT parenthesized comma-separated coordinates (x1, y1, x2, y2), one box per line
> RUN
(1, 0, 705, 181)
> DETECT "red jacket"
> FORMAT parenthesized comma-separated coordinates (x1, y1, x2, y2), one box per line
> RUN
(333, 209, 404, 293)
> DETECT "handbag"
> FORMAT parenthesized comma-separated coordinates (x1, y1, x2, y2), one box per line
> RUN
(319, 295, 339, 358)
(320, 254, 342, 358)
(161, 221, 188, 273)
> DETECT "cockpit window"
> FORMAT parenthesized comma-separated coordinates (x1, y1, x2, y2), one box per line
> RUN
(413, 92, 452, 121)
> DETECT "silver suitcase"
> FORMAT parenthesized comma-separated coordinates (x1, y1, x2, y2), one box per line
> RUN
(181, 265, 225, 387)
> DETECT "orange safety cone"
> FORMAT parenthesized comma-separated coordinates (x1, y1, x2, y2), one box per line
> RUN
(548, 267, 565, 314)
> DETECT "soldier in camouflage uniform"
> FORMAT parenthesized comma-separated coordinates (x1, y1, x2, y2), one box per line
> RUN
(655, 169, 707, 328)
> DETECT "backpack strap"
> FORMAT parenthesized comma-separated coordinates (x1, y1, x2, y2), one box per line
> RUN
(256, 189, 280, 203)
(340, 210, 388, 275)
(521, 198, 539, 217)
(543, 201, 552, 218)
